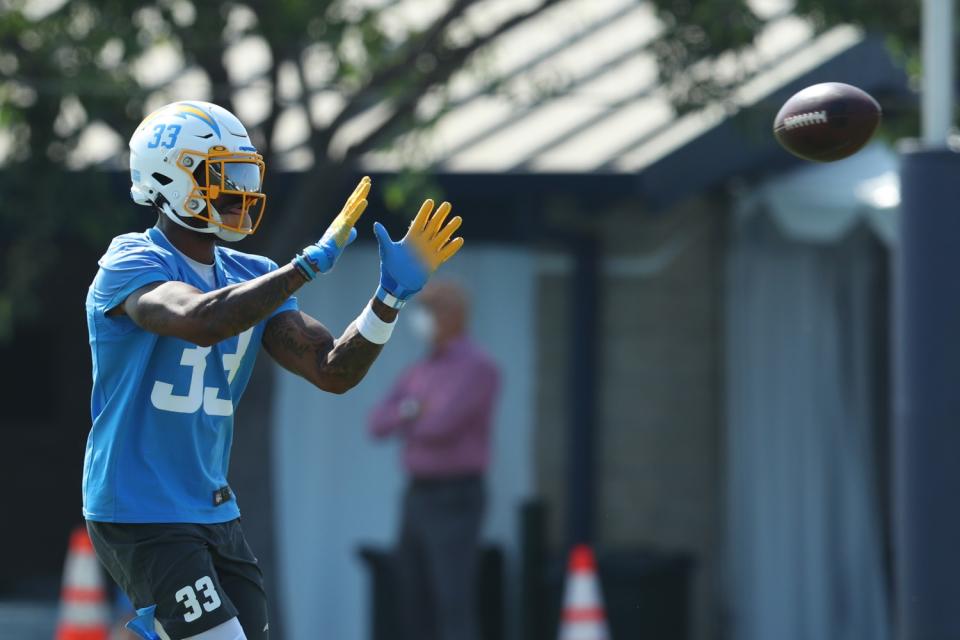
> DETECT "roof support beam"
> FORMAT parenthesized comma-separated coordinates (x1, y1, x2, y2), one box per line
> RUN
(921, 0, 954, 145)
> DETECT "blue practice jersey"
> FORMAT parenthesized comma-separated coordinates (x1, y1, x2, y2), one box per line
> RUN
(83, 227, 298, 523)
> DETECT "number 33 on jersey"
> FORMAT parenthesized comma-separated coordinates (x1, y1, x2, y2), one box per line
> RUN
(151, 328, 253, 416)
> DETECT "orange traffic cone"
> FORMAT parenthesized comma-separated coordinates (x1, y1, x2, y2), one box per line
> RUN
(55, 526, 110, 640)
(558, 545, 610, 640)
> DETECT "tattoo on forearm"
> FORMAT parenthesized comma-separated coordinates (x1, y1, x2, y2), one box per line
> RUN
(197, 267, 304, 339)
(268, 311, 333, 359)
(321, 323, 384, 388)
(264, 310, 385, 392)
(140, 305, 172, 332)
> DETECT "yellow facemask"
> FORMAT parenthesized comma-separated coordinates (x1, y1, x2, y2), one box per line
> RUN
(175, 146, 267, 236)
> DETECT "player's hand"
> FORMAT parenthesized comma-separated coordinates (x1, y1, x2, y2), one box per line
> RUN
(301, 176, 371, 274)
(373, 199, 463, 306)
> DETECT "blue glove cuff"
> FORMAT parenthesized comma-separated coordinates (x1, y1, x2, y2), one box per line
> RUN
(372, 221, 427, 303)
(375, 285, 407, 309)
(302, 242, 337, 274)
(291, 254, 317, 281)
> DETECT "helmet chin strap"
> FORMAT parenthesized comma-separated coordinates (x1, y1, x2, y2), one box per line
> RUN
(208, 203, 248, 242)
(159, 200, 243, 241)
(215, 227, 247, 242)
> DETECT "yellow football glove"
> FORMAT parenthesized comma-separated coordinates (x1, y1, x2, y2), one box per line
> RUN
(327, 175, 370, 248)
(407, 199, 464, 270)
(298, 176, 370, 275)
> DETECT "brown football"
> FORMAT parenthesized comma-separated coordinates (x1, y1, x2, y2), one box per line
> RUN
(773, 82, 882, 162)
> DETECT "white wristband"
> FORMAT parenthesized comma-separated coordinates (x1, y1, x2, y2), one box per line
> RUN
(355, 302, 396, 345)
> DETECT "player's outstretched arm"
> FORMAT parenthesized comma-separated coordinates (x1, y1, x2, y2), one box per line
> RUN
(262, 199, 464, 394)
(262, 302, 396, 394)
(121, 270, 306, 347)
(115, 178, 371, 347)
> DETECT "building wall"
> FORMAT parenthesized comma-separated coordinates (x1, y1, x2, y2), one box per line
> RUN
(272, 245, 537, 640)
(533, 263, 572, 544)
(535, 197, 725, 640)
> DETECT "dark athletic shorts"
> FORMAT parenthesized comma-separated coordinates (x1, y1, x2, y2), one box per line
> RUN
(87, 519, 268, 640)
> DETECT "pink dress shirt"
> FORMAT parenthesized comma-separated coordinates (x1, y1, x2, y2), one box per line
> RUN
(368, 336, 500, 478)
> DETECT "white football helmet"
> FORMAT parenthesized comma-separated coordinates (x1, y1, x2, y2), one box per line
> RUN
(129, 101, 266, 242)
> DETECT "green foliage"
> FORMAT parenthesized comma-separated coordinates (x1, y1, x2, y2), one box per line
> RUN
(646, 0, 921, 113)
(0, 0, 458, 340)
(795, 0, 920, 46)
(0, 0, 152, 341)
(383, 168, 446, 215)
(648, 0, 764, 109)
(0, 0, 921, 340)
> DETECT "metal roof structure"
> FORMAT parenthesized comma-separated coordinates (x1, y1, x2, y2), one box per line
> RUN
(80, 0, 908, 213)
(352, 0, 906, 191)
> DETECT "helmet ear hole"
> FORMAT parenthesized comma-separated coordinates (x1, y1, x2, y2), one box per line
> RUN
(152, 172, 173, 186)
(193, 161, 207, 187)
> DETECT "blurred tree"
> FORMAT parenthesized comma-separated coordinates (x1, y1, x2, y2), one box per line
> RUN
(0, 0, 563, 339)
(0, 1, 149, 338)
(0, 0, 922, 339)
(646, 0, 920, 111)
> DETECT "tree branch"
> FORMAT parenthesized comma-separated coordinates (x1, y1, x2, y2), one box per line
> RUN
(345, 0, 564, 158)
(264, 0, 563, 257)
(170, 4, 235, 114)
(306, 0, 479, 157)
(259, 46, 285, 164)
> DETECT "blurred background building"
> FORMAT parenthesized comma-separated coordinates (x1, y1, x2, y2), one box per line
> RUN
(0, 0, 920, 639)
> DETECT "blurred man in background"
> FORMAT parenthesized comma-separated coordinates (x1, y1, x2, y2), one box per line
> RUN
(369, 280, 501, 640)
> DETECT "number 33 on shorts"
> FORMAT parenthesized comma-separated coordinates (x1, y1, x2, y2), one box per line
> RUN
(175, 575, 222, 622)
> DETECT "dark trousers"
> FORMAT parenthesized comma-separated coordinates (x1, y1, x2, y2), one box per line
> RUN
(87, 519, 268, 640)
(396, 475, 486, 640)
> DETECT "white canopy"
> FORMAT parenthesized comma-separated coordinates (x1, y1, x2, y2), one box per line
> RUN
(735, 143, 901, 245)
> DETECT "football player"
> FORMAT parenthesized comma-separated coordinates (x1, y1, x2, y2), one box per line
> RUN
(82, 101, 463, 640)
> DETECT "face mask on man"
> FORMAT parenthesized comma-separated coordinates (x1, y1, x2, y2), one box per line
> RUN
(407, 305, 436, 344)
